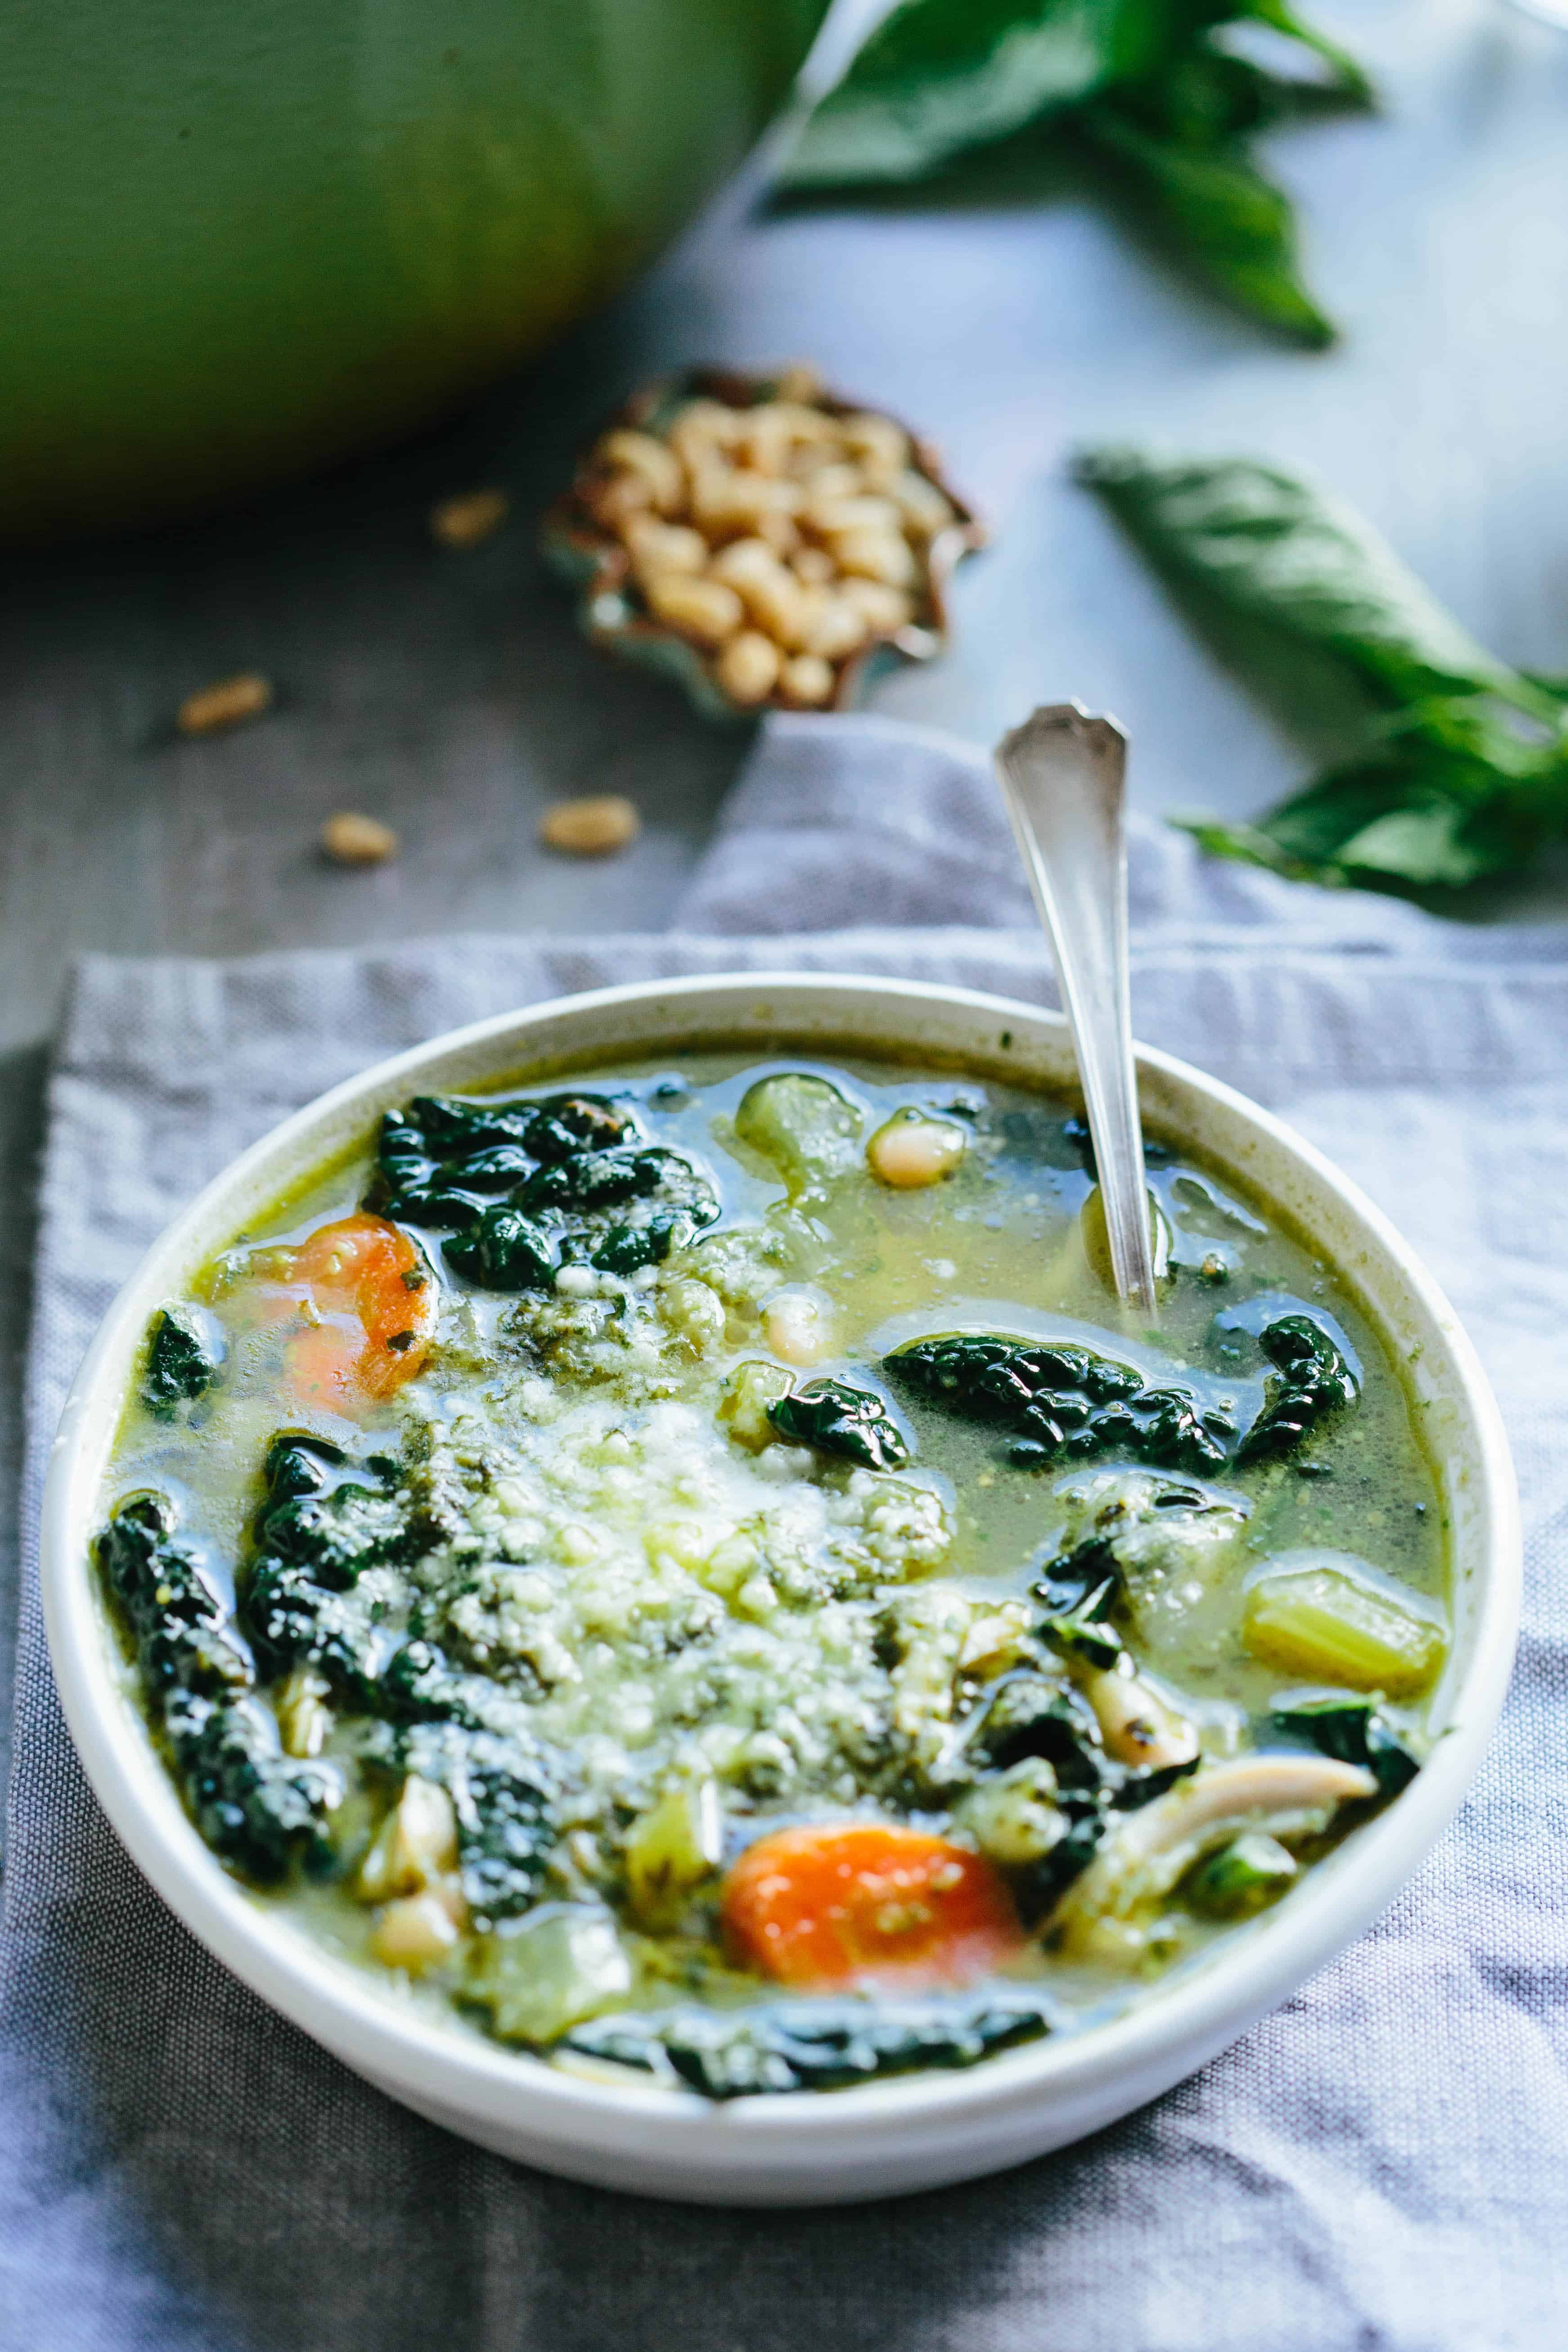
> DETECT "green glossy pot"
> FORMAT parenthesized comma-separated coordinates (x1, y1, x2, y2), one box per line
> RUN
(0, 0, 827, 540)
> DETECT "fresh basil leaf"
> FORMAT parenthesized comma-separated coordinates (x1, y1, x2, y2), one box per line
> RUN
(1332, 803, 1505, 890)
(780, 0, 1141, 191)
(1074, 449, 1533, 707)
(1077, 108, 1333, 346)
(779, 0, 1370, 343)
(1240, 0, 1374, 105)
(1183, 693, 1567, 888)
(1077, 445, 1568, 894)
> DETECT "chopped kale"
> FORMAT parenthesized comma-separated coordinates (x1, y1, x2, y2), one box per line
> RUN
(590, 1208, 689, 1276)
(1038, 1580, 1123, 1674)
(378, 1637, 501, 1730)
(371, 1086, 719, 1295)
(518, 1145, 719, 1231)
(444, 1205, 558, 1291)
(411, 1091, 633, 1160)
(142, 1304, 224, 1414)
(166, 1688, 338, 1882)
(436, 1141, 537, 1193)
(448, 1739, 561, 1926)
(1029, 1537, 1123, 1618)
(241, 1437, 415, 1691)
(1078, 1388, 1234, 1471)
(237, 1435, 567, 1905)
(1240, 1313, 1361, 1461)
(564, 1989, 1056, 2098)
(97, 1493, 336, 1882)
(98, 1491, 247, 1697)
(1265, 1696, 1418, 1799)
(370, 1090, 638, 1229)
(767, 1377, 912, 1471)
(519, 1144, 666, 1215)
(966, 1670, 1107, 1787)
(893, 1334, 1139, 1422)
(243, 1555, 389, 1698)
(254, 1435, 410, 1587)
(886, 1333, 1228, 1471)
(371, 1112, 494, 1229)
(1013, 1792, 1110, 1924)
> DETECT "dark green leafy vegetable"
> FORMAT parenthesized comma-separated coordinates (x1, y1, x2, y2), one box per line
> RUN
(99, 1491, 247, 1697)
(370, 1091, 637, 1229)
(1075, 97, 1333, 347)
(966, 1669, 1105, 1784)
(255, 1435, 410, 1586)
(447, 1740, 561, 1927)
(767, 1377, 912, 1471)
(1039, 1581, 1123, 1673)
(1029, 1533, 1123, 1615)
(98, 1493, 337, 1881)
(1076, 447, 1568, 892)
(238, 1440, 566, 1911)
(886, 1333, 1231, 1471)
(519, 1145, 667, 1215)
(890, 1332, 1139, 1419)
(371, 1084, 719, 1292)
(1266, 1696, 1418, 1799)
(1013, 1791, 1110, 1922)
(167, 1691, 338, 1883)
(590, 1209, 690, 1276)
(1239, 1313, 1358, 1461)
(242, 1438, 414, 1693)
(443, 1205, 558, 1291)
(142, 1304, 224, 1413)
(1078, 446, 1521, 704)
(779, 0, 1373, 345)
(564, 1989, 1056, 2098)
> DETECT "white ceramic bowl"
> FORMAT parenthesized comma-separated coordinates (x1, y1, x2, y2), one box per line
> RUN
(41, 974, 1519, 2205)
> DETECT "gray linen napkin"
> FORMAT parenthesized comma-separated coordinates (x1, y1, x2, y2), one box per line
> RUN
(3, 714, 1565, 2351)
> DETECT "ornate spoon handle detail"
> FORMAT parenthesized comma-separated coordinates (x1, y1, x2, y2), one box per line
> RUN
(994, 702, 1159, 1318)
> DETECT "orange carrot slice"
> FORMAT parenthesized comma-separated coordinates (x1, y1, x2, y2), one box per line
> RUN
(283, 1213, 436, 1407)
(721, 1822, 1024, 1993)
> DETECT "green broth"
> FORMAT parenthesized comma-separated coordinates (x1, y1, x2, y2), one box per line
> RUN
(96, 1048, 1447, 2098)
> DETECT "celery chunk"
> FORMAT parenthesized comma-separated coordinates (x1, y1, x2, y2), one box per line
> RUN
(467, 1904, 632, 2044)
(1242, 1554, 1445, 1697)
(625, 1779, 723, 1929)
(733, 1074, 862, 1196)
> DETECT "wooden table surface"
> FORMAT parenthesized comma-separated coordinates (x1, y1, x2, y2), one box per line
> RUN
(1, 0, 1566, 1771)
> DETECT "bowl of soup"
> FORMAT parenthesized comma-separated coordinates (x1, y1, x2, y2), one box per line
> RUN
(40, 973, 1519, 2203)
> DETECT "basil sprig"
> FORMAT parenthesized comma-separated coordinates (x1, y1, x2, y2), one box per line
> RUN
(778, 0, 1373, 346)
(1077, 446, 1568, 892)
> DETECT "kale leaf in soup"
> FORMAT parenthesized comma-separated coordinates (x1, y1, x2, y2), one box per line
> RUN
(95, 1048, 1448, 2096)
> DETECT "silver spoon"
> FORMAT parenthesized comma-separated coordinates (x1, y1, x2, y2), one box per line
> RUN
(993, 702, 1159, 1318)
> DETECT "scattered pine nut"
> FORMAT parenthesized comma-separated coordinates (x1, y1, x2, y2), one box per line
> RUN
(176, 672, 273, 737)
(540, 795, 641, 857)
(430, 487, 509, 549)
(321, 811, 400, 867)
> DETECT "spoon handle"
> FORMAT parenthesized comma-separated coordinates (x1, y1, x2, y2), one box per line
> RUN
(993, 702, 1158, 1318)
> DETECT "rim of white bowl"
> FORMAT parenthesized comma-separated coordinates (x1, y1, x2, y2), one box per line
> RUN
(41, 972, 1520, 2165)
